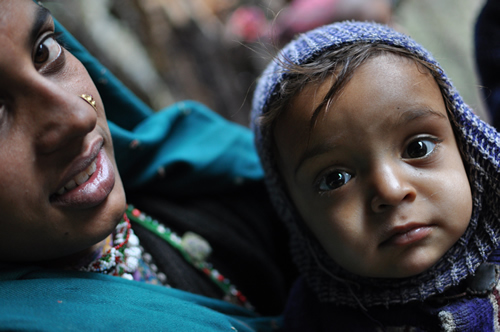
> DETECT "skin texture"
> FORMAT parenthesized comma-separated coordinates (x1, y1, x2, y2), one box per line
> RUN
(0, 0, 126, 262)
(274, 54, 472, 278)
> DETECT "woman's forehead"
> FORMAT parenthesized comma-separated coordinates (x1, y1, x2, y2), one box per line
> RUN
(0, 0, 48, 36)
(0, 0, 52, 69)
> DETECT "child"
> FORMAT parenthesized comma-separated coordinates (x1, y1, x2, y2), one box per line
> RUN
(251, 21, 500, 331)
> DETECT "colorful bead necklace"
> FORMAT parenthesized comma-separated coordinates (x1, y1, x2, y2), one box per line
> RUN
(79, 214, 142, 280)
(125, 204, 253, 310)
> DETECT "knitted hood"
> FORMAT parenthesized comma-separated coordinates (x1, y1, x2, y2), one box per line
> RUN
(251, 21, 500, 307)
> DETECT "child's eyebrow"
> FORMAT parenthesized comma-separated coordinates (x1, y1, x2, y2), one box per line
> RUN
(396, 108, 447, 126)
(293, 139, 341, 178)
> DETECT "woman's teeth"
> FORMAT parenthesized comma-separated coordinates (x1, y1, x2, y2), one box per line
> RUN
(56, 160, 97, 195)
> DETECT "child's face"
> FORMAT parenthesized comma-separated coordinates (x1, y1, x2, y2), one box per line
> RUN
(273, 54, 472, 278)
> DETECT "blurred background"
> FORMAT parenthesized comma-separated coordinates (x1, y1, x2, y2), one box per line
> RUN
(45, 0, 488, 126)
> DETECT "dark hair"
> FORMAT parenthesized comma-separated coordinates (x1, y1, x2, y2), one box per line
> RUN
(259, 42, 454, 135)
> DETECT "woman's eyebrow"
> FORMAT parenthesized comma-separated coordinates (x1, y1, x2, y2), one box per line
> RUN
(27, 6, 52, 50)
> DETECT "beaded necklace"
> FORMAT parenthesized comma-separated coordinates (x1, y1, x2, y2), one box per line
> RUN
(125, 204, 253, 310)
(79, 214, 142, 280)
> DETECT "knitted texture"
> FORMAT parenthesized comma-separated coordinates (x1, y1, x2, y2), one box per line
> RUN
(251, 21, 500, 307)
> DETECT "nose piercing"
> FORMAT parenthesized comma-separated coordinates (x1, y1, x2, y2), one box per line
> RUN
(80, 94, 97, 111)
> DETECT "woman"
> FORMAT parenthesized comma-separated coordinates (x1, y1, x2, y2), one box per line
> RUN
(0, 0, 295, 330)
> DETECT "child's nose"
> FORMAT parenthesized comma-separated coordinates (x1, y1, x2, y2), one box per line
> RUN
(369, 162, 416, 213)
(31, 85, 97, 155)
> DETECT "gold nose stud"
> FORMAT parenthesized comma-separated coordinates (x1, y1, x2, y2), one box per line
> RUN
(80, 94, 97, 111)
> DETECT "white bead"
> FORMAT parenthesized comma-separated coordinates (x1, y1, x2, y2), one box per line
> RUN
(128, 233, 139, 246)
(122, 273, 134, 280)
(126, 257, 139, 270)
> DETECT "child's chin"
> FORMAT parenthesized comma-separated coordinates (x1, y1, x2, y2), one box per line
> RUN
(354, 258, 440, 279)
(388, 259, 440, 279)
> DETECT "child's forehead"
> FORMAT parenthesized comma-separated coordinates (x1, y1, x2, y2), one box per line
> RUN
(273, 53, 455, 167)
(344, 53, 436, 98)
(285, 53, 442, 127)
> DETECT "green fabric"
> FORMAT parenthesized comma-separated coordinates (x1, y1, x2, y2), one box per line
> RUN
(0, 266, 281, 331)
(54, 21, 264, 195)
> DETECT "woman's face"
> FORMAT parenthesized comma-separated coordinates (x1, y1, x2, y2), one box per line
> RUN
(0, 0, 126, 261)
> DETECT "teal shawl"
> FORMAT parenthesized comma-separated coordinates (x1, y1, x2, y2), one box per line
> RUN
(0, 265, 279, 331)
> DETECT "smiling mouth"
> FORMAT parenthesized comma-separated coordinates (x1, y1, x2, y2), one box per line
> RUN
(55, 159, 97, 195)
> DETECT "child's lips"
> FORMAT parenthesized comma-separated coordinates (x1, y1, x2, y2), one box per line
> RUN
(380, 223, 434, 247)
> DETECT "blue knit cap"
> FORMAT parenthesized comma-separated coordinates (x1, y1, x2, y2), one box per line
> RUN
(251, 21, 500, 307)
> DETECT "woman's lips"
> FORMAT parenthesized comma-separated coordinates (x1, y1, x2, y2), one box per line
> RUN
(51, 148, 115, 209)
(381, 224, 433, 247)
(56, 160, 97, 195)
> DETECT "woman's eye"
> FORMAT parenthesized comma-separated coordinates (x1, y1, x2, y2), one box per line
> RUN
(34, 35, 62, 70)
(404, 139, 437, 159)
(318, 170, 352, 191)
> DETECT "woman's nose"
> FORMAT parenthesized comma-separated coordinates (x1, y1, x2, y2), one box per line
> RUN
(30, 84, 97, 155)
(369, 162, 416, 213)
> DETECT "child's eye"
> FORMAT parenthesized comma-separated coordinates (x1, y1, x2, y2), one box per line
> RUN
(33, 33, 63, 71)
(403, 138, 437, 159)
(318, 170, 352, 191)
